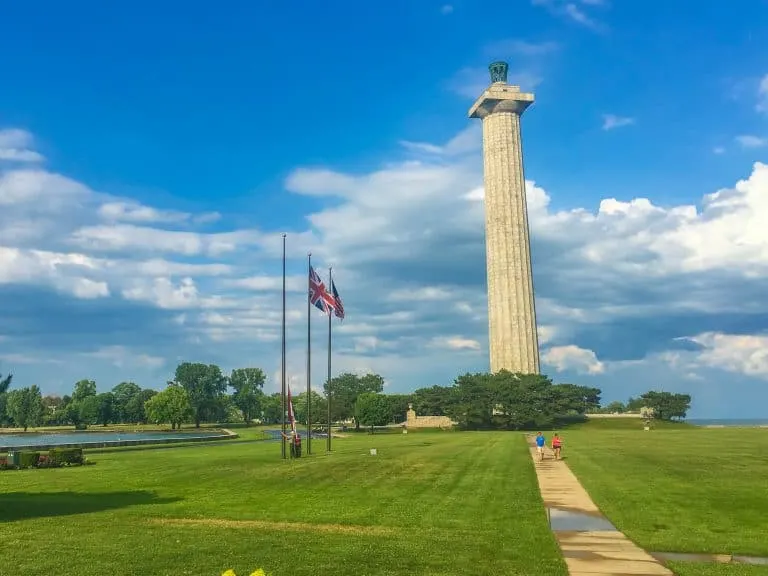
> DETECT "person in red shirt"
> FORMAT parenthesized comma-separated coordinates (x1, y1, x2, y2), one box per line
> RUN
(552, 433, 563, 460)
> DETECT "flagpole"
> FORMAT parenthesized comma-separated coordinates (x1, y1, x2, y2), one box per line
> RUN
(306, 252, 312, 455)
(327, 266, 333, 453)
(281, 233, 287, 460)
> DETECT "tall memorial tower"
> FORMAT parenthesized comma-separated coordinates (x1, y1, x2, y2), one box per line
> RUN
(469, 61, 540, 374)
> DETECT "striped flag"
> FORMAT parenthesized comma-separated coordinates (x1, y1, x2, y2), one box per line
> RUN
(287, 385, 297, 434)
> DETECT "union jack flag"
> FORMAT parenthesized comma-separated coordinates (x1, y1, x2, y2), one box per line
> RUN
(331, 279, 344, 320)
(309, 266, 335, 315)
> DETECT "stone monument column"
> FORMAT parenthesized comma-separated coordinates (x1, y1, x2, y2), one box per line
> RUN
(468, 61, 540, 374)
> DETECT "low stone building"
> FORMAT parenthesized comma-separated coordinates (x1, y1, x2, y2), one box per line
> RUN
(404, 404, 456, 430)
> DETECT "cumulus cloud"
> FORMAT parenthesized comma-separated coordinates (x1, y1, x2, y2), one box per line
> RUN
(0, 129, 45, 163)
(542, 345, 605, 374)
(736, 135, 768, 148)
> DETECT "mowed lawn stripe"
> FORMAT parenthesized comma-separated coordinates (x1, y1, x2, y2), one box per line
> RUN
(0, 432, 567, 576)
(563, 427, 768, 557)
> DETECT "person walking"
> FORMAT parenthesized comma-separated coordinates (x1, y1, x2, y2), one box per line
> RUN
(535, 432, 546, 461)
(552, 433, 563, 460)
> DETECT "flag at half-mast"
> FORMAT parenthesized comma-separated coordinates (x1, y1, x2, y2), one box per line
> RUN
(331, 279, 344, 320)
(309, 266, 336, 315)
(287, 384, 297, 434)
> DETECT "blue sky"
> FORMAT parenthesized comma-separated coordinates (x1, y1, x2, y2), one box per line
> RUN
(1, 0, 768, 418)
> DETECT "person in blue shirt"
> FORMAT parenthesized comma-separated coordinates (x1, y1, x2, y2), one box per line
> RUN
(535, 432, 546, 461)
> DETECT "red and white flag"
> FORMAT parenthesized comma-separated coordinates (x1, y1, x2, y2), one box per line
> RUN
(287, 384, 297, 434)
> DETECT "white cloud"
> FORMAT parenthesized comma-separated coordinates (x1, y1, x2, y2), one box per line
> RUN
(713, 146, 726, 155)
(98, 201, 191, 224)
(681, 332, 768, 378)
(532, 0, 602, 29)
(602, 114, 635, 130)
(756, 74, 768, 114)
(4, 123, 768, 409)
(81, 345, 166, 369)
(542, 345, 605, 374)
(440, 4, 453, 14)
(0, 129, 45, 163)
(430, 336, 482, 351)
(736, 135, 768, 148)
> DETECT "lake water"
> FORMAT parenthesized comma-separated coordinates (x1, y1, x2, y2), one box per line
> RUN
(689, 419, 768, 427)
(0, 430, 227, 449)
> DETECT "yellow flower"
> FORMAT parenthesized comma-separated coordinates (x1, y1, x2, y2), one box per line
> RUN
(222, 570, 237, 576)
(249, 570, 266, 576)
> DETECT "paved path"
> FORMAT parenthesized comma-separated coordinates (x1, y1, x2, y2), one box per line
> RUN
(528, 438, 674, 575)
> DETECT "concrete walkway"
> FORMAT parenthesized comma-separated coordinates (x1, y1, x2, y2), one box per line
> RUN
(528, 438, 674, 575)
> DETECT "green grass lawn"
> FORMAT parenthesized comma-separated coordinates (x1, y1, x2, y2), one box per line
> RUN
(0, 431, 567, 576)
(562, 425, 768, 556)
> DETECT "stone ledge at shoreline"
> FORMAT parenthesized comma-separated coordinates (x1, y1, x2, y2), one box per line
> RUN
(0, 428, 239, 452)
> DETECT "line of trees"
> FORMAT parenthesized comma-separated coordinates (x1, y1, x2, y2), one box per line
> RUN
(0, 365, 692, 432)
(591, 391, 692, 421)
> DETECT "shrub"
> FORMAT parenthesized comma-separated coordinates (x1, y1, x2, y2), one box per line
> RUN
(49, 448, 84, 466)
(19, 451, 40, 468)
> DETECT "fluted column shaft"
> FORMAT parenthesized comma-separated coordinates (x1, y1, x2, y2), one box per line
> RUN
(481, 111, 540, 374)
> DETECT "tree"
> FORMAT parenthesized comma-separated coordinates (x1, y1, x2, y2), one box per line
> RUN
(171, 363, 228, 427)
(67, 395, 99, 429)
(446, 372, 493, 429)
(0, 372, 11, 394)
(229, 368, 266, 425)
(324, 372, 385, 429)
(551, 383, 601, 415)
(492, 372, 558, 430)
(111, 382, 142, 422)
(412, 385, 453, 416)
(144, 384, 192, 429)
(0, 372, 12, 427)
(355, 393, 393, 433)
(125, 389, 157, 424)
(6, 386, 44, 431)
(95, 392, 116, 426)
(626, 396, 646, 412)
(384, 394, 412, 423)
(261, 393, 283, 424)
(72, 379, 97, 403)
(640, 391, 691, 421)
(601, 401, 626, 414)
(292, 390, 327, 427)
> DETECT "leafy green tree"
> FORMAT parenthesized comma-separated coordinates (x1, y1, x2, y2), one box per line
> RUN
(95, 392, 116, 426)
(0, 372, 11, 394)
(126, 389, 157, 424)
(145, 384, 192, 429)
(601, 401, 626, 414)
(626, 396, 646, 412)
(492, 372, 559, 430)
(292, 390, 327, 427)
(0, 372, 12, 427)
(72, 379, 97, 403)
(111, 382, 142, 422)
(324, 372, 385, 429)
(261, 393, 283, 424)
(229, 368, 266, 425)
(67, 395, 99, 429)
(640, 391, 691, 421)
(6, 385, 44, 431)
(446, 372, 493, 429)
(412, 385, 453, 416)
(171, 363, 228, 427)
(551, 383, 601, 414)
(355, 393, 393, 433)
(384, 394, 412, 423)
